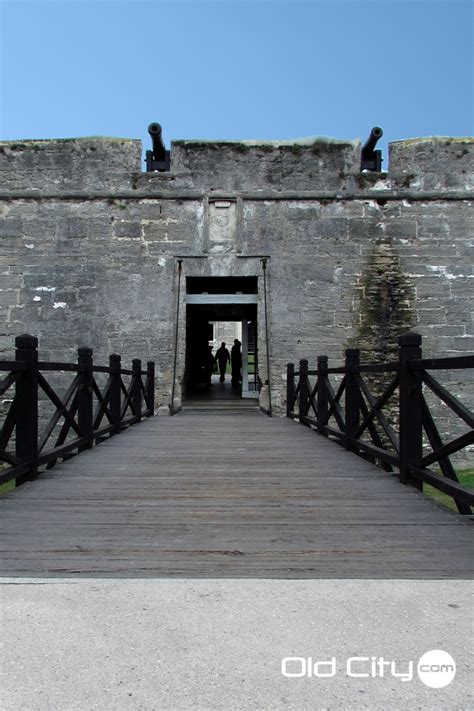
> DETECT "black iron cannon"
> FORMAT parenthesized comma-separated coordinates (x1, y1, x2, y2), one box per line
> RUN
(361, 126, 383, 172)
(145, 122, 171, 172)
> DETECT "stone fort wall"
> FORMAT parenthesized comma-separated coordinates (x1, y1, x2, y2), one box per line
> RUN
(0, 133, 472, 418)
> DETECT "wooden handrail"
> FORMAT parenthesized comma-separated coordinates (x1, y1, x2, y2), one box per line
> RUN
(0, 335, 155, 488)
(287, 332, 474, 514)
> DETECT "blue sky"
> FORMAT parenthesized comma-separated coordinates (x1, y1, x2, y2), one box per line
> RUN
(0, 0, 472, 166)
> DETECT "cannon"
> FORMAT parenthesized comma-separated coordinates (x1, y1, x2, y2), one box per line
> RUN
(361, 126, 383, 172)
(145, 122, 171, 172)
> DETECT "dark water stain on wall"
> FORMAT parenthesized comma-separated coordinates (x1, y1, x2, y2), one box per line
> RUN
(350, 238, 417, 363)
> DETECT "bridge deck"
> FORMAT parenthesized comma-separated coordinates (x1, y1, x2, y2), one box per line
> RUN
(0, 412, 471, 578)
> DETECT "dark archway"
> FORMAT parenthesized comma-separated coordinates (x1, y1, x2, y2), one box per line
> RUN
(183, 277, 258, 404)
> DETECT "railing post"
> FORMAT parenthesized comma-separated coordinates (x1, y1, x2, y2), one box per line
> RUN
(399, 332, 423, 489)
(298, 359, 309, 425)
(146, 361, 155, 417)
(109, 353, 121, 435)
(77, 346, 93, 451)
(15, 334, 38, 480)
(286, 363, 295, 417)
(132, 358, 142, 423)
(345, 348, 360, 450)
(317, 355, 328, 436)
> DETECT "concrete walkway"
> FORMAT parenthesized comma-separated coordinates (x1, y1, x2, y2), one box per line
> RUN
(1, 579, 472, 710)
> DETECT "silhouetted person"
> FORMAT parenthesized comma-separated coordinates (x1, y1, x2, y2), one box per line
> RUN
(204, 346, 215, 386)
(215, 342, 231, 382)
(231, 339, 242, 386)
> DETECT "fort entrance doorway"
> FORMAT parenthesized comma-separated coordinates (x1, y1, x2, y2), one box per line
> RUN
(184, 277, 259, 404)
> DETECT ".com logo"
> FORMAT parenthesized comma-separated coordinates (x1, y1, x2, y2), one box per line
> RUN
(417, 650, 456, 688)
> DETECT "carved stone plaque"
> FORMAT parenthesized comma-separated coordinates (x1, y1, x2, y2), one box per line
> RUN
(208, 200, 237, 244)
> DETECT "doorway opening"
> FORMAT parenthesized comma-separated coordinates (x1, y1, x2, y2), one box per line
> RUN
(183, 277, 259, 405)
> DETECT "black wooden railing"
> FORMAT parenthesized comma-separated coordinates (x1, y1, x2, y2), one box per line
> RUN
(287, 332, 474, 515)
(0, 335, 155, 488)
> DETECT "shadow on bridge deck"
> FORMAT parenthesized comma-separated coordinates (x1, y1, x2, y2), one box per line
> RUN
(0, 412, 471, 578)
(182, 374, 260, 412)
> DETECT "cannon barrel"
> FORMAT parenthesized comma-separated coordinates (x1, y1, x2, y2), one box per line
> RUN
(148, 122, 166, 161)
(361, 126, 383, 171)
(146, 121, 171, 172)
(362, 126, 383, 155)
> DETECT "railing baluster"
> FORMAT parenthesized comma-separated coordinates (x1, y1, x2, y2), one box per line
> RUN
(78, 346, 93, 451)
(345, 348, 360, 451)
(109, 353, 122, 435)
(298, 359, 309, 424)
(15, 334, 39, 481)
(399, 332, 423, 489)
(146, 360, 155, 416)
(317, 355, 328, 436)
(132, 359, 142, 422)
(286, 363, 295, 417)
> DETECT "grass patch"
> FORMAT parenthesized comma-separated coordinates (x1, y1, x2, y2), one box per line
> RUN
(423, 468, 474, 512)
(0, 478, 16, 495)
(0, 462, 16, 495)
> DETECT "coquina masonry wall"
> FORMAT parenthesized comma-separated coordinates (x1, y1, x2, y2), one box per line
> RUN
(0, 134, 473, 416)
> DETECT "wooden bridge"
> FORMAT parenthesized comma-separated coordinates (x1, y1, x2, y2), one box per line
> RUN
(0, 409, 472, 578)
(0, 334, 472, 578)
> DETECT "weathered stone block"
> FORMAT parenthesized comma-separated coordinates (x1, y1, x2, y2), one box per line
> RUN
(114, 221, 142, 240)
(0, 290, 19, 306)
(0, 219, 22, 237)
(382, 219, 417, 241)
(0, 275, 22, 289)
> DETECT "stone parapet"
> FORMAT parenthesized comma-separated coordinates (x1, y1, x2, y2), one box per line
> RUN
(1, 134, 474, 196)
(388, 137, 474, 191)
(0, 137, 142, 192)
(169, 137, 362, 192)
